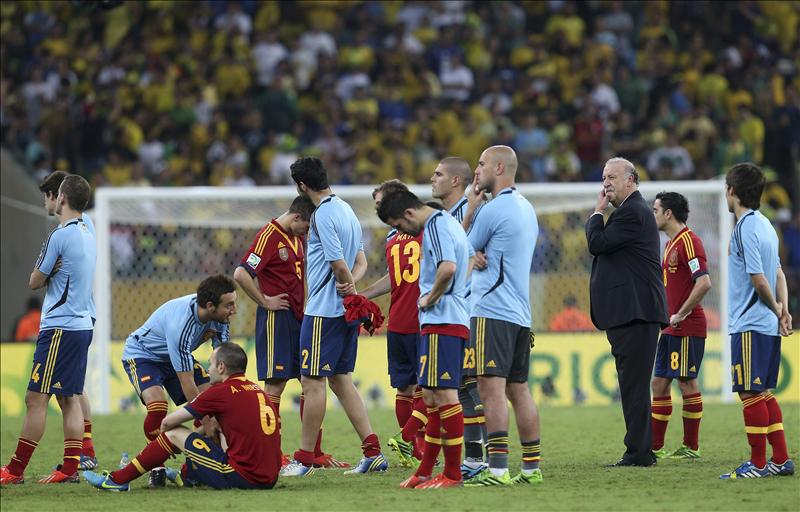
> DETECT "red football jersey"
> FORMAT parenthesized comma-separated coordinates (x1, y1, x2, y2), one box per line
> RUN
(662, 227, 708, 337)
(385, 230, 422, 333)
(240, 220, 305, 320)
(186, 374, 281, 485)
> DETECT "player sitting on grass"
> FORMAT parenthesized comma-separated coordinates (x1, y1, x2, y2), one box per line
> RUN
(84, 343, 281, 491)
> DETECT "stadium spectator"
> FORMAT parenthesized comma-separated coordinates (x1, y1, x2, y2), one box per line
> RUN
(548, 296, 594, 332)
(12, 296, 41, 342)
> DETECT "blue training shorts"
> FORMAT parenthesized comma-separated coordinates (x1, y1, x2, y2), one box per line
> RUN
(122, 357, 210, 405)
(299, 315, 358, 377)
(387, 331, 420, 389)
(730, 331, 781, 393)
(654, 333, 705, 379)
(28, 328, 92, 396)
(183, 433, 273, 490)
(256, 307, 301, 381)
(418, 333, 464, 389)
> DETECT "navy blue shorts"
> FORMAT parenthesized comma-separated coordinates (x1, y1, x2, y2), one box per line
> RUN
(299, 315, 358, 377)
(387, 331, 420, 389)
(256, 307, 301, 381)
(654, 333, 705, 379)
(418, 334, 464, 389)
(28, 328, 92, 396)
(730, 331, 781, 393)
(122, 358, 210, 405)
(183, 433, 274, 490)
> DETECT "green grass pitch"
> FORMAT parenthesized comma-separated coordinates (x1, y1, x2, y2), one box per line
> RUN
(1, 403, 797, 511)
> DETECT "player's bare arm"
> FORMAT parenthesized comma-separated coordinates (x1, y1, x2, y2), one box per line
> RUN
(473, 250, 487, 270)
(159, 407, 194, 432)
(749, 273, 782, 317)
(28, 268, 48, 290)
(351, 250, 368, 283)
(775, 267, 793, 336)
(176, 371, 202, 404)
(670, 274, 712, 328)
(360, 273, 391, 300)
(233, 266, 289, 311)
(330, 258, 357, 296)
(418, 261, 456, 310)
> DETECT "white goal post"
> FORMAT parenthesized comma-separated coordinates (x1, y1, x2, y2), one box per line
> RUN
(90, 181, 732, 413)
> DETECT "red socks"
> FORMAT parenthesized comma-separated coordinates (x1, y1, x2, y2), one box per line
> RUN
(742, 395, 769, 468)
(415, 407, 441, 478)
(651, 395, 672, 450)
(82, 420, 96, 458)
(61, 439, 82, 475)
(401, 391, 428, 442)
(144, 401, 168, 441)
(681, 393, 702, 450)
(361, 433, 381, 458)
(439, 403, 464, 481)
(6, 438, 37, 476)
(395, 393, 414, 428)
(112, 432, 176, 484)
(764, 392, 789, 464)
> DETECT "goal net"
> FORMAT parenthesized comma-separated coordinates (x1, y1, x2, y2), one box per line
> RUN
(89, 181, 731, 412)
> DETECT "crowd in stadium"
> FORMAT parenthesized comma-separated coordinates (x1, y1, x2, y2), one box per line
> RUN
(1, 1, 798, 200)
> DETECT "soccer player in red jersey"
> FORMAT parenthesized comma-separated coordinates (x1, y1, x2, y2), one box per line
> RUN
(233, 196, 348, 469)
(360, 180, 426, 466)
(84, 343, 281, 491)
(650, 192, 712, 459)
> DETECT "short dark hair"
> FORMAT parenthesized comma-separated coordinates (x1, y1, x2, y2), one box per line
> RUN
(290, 157, 329, 191)
(39, 171, 68, 198)
(655, 191, 689, 224)
(197, 274, 236, 308)
(426, 201, 445, 210)
(288, 195, 315, 220)
(726, 162, 764, 210)
(214, 342, 247, 374)
(372, 179, 409, 200)
(60, 175, 91, 211)
(376, 190, 424, 223)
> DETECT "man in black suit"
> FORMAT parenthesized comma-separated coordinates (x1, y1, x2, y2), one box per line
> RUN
(586, 157, 668, 467)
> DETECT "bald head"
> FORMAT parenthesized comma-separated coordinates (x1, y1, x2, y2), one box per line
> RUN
(475, 145, 518, 195)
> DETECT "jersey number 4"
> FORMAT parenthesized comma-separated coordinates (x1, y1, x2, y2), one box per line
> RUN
(390, 241, 420, 286)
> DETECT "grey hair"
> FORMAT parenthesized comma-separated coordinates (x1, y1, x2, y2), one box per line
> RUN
(605, 157, 639, 184)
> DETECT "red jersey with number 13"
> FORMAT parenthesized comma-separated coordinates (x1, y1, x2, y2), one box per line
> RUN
(239, 219, 305, 321)
(185, 374, 281, 485)
(385, 230, 422, 333)
(662, 227, 708, 337)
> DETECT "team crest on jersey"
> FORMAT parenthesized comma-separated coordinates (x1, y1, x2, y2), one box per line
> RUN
(278, 247, 289, 261)
(668, 250, 678, 266)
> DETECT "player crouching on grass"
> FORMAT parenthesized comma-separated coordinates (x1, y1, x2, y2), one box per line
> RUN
(84, 343, 281, 491)
(377, 190, 473, 489)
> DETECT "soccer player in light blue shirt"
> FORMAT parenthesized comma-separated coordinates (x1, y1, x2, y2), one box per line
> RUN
(461, 145, 543, 486)
(377, 189, 473, 487)
(3, 175, 96, 484)
(120, 274, 235, 470)
(430, 156, 490, 476)
(720, 163, 794, 480)
(283, 157, 385, 476)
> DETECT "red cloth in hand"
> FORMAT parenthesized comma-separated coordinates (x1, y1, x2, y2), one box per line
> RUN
(343, 295, 385, 335)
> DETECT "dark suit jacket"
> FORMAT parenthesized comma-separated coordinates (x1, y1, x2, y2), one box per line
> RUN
(585, 190, 668, 330)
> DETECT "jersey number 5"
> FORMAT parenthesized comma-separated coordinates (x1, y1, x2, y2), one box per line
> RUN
(390, 241, 420, 286)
